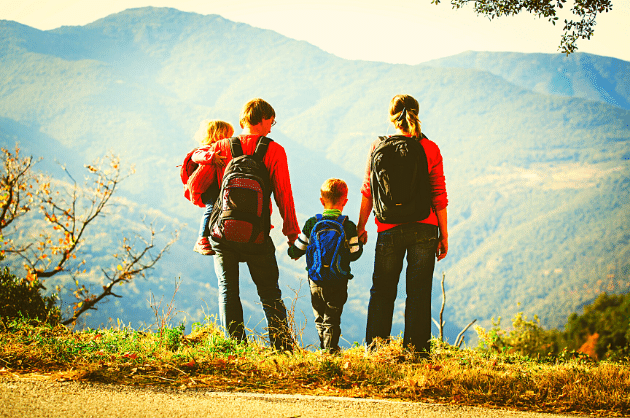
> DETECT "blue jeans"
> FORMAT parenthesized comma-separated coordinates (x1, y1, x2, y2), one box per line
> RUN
(211, 237, 293, 351)
(198, 201, 214, 238)
(365, 223, 438, 352)
(198, 184, 219, 238)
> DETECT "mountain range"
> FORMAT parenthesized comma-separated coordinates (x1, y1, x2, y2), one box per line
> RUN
(1, 7, 628, 347)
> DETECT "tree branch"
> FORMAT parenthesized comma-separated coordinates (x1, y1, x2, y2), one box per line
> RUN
(62, 224, 178, 325)
(455, 319, 478, 348)
(431, 0, 613, 54)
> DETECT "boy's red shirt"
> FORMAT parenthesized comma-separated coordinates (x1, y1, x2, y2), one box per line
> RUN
(360, 135, 448, 233)
(188, 135, 300, 241)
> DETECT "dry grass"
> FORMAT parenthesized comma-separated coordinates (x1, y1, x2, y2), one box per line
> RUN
(1, 318, 628, 417)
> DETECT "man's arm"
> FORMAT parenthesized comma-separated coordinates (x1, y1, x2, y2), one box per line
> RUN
(267, 144, 300, 245)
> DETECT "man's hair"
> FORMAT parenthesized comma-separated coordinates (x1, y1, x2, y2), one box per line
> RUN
(195, 120, 234, 145)
(240, 98, 276, 128)
(321, 178, 348, 204)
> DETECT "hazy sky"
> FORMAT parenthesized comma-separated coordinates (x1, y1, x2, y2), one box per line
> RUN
(1, 0, 629, 64)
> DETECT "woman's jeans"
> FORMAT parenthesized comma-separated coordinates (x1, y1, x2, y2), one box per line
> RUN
(365, 222, 438, 353)
(211, 237, 292, 351)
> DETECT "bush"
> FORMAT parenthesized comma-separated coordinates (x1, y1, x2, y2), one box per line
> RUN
(564, 292, 630, 360)
(0, 264, 61, 325)
(475, 294, 630, 361)
(475, 312, 562, 358)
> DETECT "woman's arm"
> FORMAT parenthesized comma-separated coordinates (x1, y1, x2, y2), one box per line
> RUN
(357, 194, 373, 245)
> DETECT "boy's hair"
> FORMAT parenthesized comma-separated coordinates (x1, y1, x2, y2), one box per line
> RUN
(240, 98, 276, 128)
(195, 120, 234, 146)
(321, 178, 348, 204)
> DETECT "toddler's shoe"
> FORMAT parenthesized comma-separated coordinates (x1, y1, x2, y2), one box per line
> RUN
(193, 237, 215, 255)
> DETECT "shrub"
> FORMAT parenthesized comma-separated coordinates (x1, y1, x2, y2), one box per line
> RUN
(564, 292, 630, 360)
(0, 264, 61, 325)
(475, 312, 562, 358)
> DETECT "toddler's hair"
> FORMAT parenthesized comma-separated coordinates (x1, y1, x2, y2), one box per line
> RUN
(321, 178, 348, 204)
(195, 120, 234, 146)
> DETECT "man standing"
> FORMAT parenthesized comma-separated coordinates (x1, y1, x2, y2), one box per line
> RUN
(191, 98, 300, 351)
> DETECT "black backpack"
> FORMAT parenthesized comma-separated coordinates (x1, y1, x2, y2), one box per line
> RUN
(370, 134, 431, 224)
(209, 136, 272, 246)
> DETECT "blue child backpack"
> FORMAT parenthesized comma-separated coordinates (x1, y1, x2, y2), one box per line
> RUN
(306, 214, 351, 284)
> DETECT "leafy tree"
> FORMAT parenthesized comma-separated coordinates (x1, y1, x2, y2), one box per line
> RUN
(1, 145, 178, 325)
(0, 146, 39, 232)
(431, 0, 613, 54)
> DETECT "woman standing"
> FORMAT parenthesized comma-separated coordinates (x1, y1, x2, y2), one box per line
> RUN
(357, 94, 448, 356)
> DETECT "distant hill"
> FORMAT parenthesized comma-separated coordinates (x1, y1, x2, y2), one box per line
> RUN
(424, 51, 630, 111)
(1, 7, 629, 347)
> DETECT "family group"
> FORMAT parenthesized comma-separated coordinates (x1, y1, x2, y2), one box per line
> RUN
(181, 95, 448, 356)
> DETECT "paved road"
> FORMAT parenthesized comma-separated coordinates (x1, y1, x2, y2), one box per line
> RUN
(1, 377, 588, 418)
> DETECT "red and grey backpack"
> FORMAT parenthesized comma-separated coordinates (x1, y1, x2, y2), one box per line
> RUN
(208, 136, 272, 246)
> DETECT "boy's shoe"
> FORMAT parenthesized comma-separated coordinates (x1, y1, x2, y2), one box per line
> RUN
(193, 237, 215, 255)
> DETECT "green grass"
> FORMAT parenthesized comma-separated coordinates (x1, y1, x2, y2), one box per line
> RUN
(1, 317, 629, 417)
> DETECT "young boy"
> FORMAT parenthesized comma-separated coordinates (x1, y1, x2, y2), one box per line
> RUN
(288, 178, 363, 353)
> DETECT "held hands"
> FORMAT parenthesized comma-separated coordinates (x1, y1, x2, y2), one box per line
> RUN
(436, 235, 448, 261)
(357, 227, 368, 245)
(287, 234, 298, 248)
(287, 234, 301, 260)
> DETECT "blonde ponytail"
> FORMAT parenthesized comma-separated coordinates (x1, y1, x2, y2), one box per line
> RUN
(389, 95, 422, 138)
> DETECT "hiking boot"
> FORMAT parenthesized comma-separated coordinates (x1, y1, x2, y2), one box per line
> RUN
(193, 237, 215, 255)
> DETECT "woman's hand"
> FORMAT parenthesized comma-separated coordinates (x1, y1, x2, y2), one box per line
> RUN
(436, 235, 448, 261)
(435, 208, 448, 261)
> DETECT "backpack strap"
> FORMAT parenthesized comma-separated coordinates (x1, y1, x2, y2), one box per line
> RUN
(336, 215, 347, 225)
(253, 136, 273, 161)
(230, 137, 243, 158)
